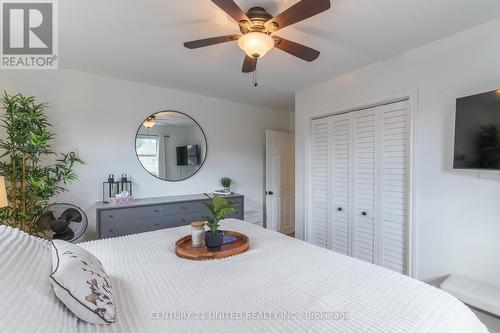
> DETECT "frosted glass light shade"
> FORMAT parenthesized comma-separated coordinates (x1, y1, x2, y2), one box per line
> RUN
(238, 32, 274, 59)
(0, 177, 8, 208)
(143, 116, 156, 128)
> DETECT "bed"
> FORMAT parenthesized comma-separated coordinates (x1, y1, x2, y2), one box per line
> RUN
(0, 220, 487, 333)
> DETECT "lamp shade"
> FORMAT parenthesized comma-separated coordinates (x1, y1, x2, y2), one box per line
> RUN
(143, 116, 156, 129)
(238, 32, 275, 59)
(0, 177, 8, 208)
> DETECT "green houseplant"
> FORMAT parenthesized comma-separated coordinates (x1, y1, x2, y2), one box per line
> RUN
(220, 176, 232, 193)
(204, 195, 235, 251)
(0, 92, 83, 236)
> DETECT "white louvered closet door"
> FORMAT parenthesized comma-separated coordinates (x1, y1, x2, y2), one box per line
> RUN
(308, 100, 411, 275)
(352, 108, 378, 264)
(329, 113, 352, 255)
(378, 101, 411, 274)
(310, 119, 330, 248)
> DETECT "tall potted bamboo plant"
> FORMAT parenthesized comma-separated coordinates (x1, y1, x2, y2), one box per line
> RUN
(0, 92, 83, 236)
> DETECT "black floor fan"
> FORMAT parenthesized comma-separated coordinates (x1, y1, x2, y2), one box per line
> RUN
(36, 203, 88, 243)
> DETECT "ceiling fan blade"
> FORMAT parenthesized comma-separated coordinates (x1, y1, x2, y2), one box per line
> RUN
(184, 34, 240, 49)
(211, 0, 250, 23)
(267, 0, 331, 31)
(273, 36, 320, 62)
(242, 55, 257, 73)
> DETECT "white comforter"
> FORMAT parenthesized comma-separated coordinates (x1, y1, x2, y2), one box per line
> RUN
(0, 220, 487, 333)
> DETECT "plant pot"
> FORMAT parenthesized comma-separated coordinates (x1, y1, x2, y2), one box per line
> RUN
(205, 230, 224, 252)
(224, 187, 231, 193)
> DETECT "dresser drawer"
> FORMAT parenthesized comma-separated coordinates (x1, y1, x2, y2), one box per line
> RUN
(165, 212, 210, 228)
(165, 201, 210, 216)
(99, 217, 164, 239)
(100, 205, 164, 223)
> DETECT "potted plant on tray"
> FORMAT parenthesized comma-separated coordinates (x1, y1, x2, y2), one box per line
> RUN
(220, 177, 232, 193)
(204, 196, 235, 251)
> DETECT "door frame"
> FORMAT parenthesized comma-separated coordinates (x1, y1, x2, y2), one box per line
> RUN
(304, 88, 418, 278)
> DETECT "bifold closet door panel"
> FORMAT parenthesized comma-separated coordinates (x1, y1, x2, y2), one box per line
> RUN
(308, 100, 410, 273)
(379, 101, 410, 274)
(310, 119, 330, 248)
(352, 108, 378, 264)
(330, 114, 352, 255)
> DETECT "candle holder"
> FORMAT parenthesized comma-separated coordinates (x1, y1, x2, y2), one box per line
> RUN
(103, 174, 133, 203)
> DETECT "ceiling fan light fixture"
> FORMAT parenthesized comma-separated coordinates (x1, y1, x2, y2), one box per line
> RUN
(143, 116, 156, 128)
(238, 32, 274, 59)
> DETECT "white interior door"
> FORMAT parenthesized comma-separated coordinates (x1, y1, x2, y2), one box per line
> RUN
(309, 119, 330, 247)
(330, 113, 352, 255)
(378, 101, 411, 274)
(352, 107, 378, 264)
(307, 100, 412, 275)
(265, 130, 295, 234)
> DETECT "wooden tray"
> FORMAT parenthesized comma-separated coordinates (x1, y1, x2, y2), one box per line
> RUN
(175, 230, 249, 260)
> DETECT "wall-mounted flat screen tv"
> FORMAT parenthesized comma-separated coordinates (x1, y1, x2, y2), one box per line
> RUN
(176, 145, 200, 166)
(454, 90, 500, 170)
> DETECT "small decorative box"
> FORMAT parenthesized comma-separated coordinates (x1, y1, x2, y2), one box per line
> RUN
(109, 195, 134, 205)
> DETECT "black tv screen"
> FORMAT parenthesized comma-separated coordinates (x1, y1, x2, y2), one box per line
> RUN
(454, 90, 500, 170)
(176, 145, 200, 166)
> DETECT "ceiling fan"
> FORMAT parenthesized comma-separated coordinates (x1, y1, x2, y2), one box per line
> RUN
(184, 0, 331, 85)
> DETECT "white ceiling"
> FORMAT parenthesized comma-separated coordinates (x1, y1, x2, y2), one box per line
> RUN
(60, 0, 500, 111)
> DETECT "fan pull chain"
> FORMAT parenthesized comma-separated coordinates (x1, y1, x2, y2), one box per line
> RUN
(253, 59, 258, 87)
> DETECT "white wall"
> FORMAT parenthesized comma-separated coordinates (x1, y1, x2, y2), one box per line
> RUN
(0, 69, 291, 238)
(295, 18, 500, 286)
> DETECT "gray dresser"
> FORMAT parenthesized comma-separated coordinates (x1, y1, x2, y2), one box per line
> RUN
(96, 193, 244, 239)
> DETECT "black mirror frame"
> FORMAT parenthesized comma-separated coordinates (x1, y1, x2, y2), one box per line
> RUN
(134, 110, 208, 182)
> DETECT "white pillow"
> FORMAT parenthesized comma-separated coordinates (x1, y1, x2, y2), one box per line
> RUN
(50, 240, 115, 324)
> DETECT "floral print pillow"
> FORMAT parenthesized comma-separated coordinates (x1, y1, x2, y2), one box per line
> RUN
(50, 240, 115, 324)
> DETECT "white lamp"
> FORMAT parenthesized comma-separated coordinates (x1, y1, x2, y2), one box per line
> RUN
(0, 177, 8, 208)
(238, 32, 275, 59)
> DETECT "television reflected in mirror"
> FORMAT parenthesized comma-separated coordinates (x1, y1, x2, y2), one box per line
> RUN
(454, 90, 500, 170)
(135, 111, 207, 181)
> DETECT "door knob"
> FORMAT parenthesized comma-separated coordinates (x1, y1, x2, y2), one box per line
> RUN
(337, 207, 343, 212)
(361, 211, 367, 216)
(266, 191, 274, 195)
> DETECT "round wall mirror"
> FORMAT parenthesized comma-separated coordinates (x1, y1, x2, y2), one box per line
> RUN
(135, 111, 207, 181)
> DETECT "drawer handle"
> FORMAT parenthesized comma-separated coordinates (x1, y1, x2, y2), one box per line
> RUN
(361, 211, 367, 216)
(108, 215, 114, 219)
(108, 230, 114, 233)
(337, 207, 343, 212)
(154, 223, 160, 226)
(182, 219, 187, 222)
(154, 209, 160, 213)
(182, 206, 187, 210)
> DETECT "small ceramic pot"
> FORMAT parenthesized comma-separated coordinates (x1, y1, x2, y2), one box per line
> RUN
(205, 230, 224, 251)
